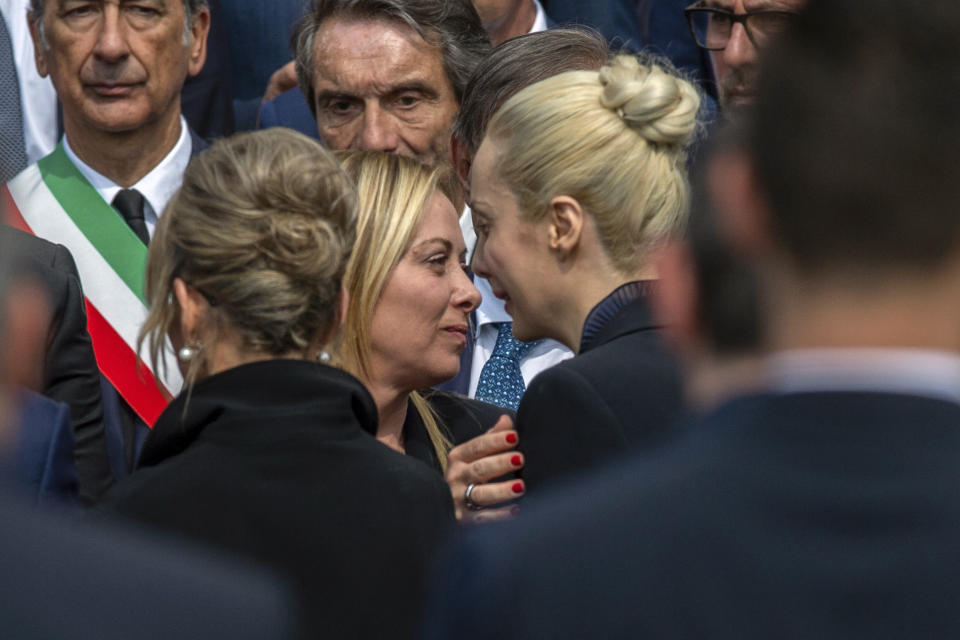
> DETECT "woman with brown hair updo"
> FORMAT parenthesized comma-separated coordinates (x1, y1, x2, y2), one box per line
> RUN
(336, 151, 525, 524)
(96, 129, 453, 639)
(469, 54, 702, 492)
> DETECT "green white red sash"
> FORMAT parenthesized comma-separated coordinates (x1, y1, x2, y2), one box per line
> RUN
(3, 143, 181, 425)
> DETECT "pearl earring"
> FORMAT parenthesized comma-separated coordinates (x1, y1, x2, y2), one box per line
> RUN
(318, 350, 331, 364)
(178, 345, 199, 362)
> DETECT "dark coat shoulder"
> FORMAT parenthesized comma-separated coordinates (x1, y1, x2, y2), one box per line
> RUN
(517, 297, 685, 491)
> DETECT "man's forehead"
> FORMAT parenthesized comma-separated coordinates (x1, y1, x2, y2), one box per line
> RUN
(52, 0, 177, 9)
(312, 15, 451, 95)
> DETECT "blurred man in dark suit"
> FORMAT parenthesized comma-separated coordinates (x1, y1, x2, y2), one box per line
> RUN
(424, 1, 960, 637)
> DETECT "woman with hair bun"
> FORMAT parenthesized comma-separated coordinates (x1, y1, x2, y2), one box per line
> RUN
(469, 54, 702, 492)
(97, 129, 453, 639)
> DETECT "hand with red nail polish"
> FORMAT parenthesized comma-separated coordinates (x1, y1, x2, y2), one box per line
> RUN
(444, 414, 524, 524)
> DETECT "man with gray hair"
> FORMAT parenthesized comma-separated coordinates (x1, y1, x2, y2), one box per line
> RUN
(291, 0, 489, 169)
(3, 0, 211, 475)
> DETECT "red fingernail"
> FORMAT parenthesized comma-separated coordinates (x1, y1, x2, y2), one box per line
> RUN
(511, 455, 522, 467)
(506, 433, 517, 444)
(512, 482, 524, 494)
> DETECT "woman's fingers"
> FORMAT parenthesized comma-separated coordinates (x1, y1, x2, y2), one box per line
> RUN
(463, 477, 525, 508)
(464, 450, 524, 485)
(447, 420, 518, 468)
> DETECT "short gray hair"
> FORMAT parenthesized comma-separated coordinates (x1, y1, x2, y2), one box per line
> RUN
(292, 0, 490, 118)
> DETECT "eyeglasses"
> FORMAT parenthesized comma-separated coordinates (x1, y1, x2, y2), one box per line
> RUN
(684, 2, 800, 51)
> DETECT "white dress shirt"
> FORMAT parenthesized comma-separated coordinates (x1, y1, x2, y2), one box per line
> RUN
(766, 348, 960, 406)
(531, 0, 549, 33)
(63, 116, 193, 239)
(1, 0, 58, 164)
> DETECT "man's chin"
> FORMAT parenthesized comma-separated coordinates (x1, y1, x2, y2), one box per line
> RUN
(720, 93, 756, 116)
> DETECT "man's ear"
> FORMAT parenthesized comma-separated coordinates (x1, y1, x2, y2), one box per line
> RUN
(172, 277, 207, 345)
(707, 149, 774, 258)
(546, 195, 584, 258)
(450, 135, 472, 203)
(186, 7, 211, 77)
(28, 14, 48, 78)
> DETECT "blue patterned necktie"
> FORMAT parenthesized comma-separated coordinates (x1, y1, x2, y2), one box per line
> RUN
(475, 322, 542, 410)
(1, 13, 28, 183)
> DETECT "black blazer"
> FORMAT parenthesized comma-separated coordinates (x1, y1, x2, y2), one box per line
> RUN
(97, 359, 454, 639)
(426, 391, 960, 639)
(0, 225, 113, 503)
(404, 391, 512, 472)
(515, 295, 684, 491)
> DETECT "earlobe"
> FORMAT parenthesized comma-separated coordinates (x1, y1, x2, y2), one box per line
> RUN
(186, 8, 211, 77)
(172, 277, 206, 346)
(547, 196, 584, 256)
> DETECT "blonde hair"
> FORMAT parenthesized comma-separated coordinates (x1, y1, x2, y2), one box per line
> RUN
(486, 54, 701, 272)
(139, 128, 357, 387)
(335, 151, 457, 470)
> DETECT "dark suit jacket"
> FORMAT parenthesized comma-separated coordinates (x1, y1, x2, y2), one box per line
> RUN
(515, 295, 685, 491)
(257, 89, 321, 139)
(542, 0, 645, 49)
(219, 0, 309, 130)
(0, 225, 113, 504)
(181, 0, 235, 139)
(426, 391, 960, 639)
(98, 359, 455, 639)
(12, 389, 79, 508)
(0, 489, 295, 639)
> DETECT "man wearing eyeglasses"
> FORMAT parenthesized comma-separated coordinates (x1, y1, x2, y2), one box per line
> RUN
(685, 0, 806, 112)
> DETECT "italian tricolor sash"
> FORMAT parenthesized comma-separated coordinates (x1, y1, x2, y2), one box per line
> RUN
(3, 143, 181, 426)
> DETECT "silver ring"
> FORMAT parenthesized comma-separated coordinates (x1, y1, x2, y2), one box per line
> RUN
(464, 482, 483, 511)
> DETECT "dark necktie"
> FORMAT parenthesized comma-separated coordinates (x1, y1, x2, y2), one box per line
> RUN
(112, 189, 150, 245)
(474, 321, 542, 411)
(1, 13, 28, 183)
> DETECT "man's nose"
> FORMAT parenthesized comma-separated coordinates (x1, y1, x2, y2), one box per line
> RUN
(723, 21, 757, 70)
(357, 104, 400, 153)
(93, 5, 130, 62)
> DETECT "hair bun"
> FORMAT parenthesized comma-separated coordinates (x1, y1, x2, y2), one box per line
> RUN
(599, 55, 700, 147)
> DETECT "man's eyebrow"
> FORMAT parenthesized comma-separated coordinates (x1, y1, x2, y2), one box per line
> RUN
(314, 90, 359, 103)
(386, 81, 439, 98)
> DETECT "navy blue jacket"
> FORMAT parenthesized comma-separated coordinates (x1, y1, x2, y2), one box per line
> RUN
(426, 390, 960, 639)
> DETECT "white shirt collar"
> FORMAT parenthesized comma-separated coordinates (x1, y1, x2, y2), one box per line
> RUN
(530, 0, 548, 34)
(766, 348, 960, 406)
(62, 116, 192, 237)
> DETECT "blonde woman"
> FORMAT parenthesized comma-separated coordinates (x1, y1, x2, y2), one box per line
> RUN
(337, 151, 526, 523)
(97, 130, 453, 639)
(469, 54, 702, 491)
